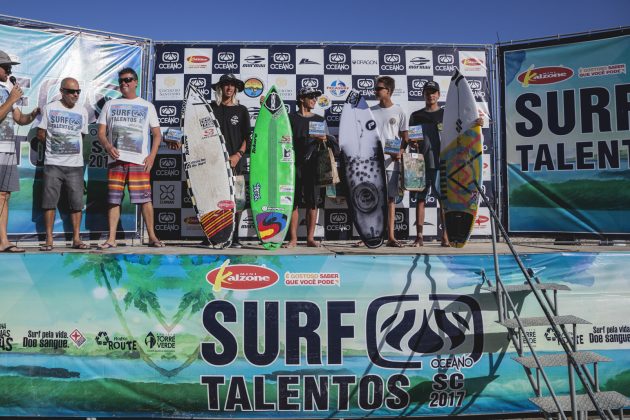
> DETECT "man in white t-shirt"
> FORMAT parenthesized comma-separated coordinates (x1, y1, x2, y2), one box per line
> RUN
(37, 77, 89, 251)
(97, 67, 163, 249)
(0, 49, 40, 253)
(370, 76, 409, 247)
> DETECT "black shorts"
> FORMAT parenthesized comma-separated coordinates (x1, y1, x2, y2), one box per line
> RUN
(295, 162, 319, 208)
(413, 168, 439, 201)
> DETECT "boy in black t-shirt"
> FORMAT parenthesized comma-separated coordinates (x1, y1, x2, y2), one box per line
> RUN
(210, 73, 250, 248)
(284, 86, 336, 247)
(409, 81, 484, 247)
(408, 81, 449, 247)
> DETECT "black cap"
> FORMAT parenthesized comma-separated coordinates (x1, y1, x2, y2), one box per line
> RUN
(423, 81, 440, 93)
(297, 86, 323, 98)
(211, 73, 244, 92)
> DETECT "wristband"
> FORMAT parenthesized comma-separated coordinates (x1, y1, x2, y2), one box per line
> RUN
(237, 150, 244, 157)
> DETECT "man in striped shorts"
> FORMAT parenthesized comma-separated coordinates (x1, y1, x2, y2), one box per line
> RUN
(97, 68, 163, 249)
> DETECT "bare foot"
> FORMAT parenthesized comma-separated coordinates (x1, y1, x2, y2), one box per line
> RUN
(282, 241, 297, 248)
(306, 239, 321, 248)
(412, 238, 423, 247)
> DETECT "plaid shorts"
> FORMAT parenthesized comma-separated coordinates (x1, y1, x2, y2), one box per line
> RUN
(107, 161, 152, 204)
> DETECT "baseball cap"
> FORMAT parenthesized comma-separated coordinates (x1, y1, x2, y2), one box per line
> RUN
(0, 50, 20, 66)
(423, 81, 440, 92)
(298, 86, 323, 98)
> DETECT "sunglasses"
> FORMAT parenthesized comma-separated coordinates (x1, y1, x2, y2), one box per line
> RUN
(304, 93, 319, 99)
(62, 88, 81, 95)
(118, 77, 136, 84)
(375, 86, 388, 92)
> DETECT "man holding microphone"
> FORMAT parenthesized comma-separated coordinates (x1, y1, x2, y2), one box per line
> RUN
(0, 50, 40, 253)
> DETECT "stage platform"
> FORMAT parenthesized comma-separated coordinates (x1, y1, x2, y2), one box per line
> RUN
(9, 238, 629, 255)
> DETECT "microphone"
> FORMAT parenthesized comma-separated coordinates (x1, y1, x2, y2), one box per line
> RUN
(9, 76, 16, 85)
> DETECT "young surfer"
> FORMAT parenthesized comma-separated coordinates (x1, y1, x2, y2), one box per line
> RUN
(284, 86, 337, 248)
(408, 80, 449, 247)
(370, 76, 408, 247)
(210, 73, 250, 248)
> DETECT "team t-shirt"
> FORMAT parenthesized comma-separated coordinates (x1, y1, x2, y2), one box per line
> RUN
(97, 96, 160, 165)
(38, 100, 88, 167)
(370, 103, 409, 171)
(0, 81, 18, 155)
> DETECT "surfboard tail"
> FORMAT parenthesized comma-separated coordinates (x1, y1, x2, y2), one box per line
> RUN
(444, 211, 476, 248)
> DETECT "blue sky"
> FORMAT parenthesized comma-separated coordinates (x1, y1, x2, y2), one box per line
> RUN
(1, 0, 628, 44)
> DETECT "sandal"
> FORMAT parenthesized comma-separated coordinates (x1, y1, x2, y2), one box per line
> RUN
(72, 242, 90, 250)
(2, 245, 26, 253)
(386, 240, 403, 248)
(98, 242, 117, 250)
(40, 244, 54, 252)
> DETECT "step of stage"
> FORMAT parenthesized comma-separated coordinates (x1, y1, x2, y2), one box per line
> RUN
(482, 283, 571, 293)
(530, 391, 629, 413)
(513, 351, 612, 369)
(498, 315, 590, 329)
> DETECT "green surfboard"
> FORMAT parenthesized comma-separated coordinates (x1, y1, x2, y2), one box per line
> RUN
(249, 86, 295, 250)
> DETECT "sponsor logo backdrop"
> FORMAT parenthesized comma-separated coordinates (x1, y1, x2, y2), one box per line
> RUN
(153, 43, 494, 241)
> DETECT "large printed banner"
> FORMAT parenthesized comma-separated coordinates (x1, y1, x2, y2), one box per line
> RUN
(0, 17, 148, 238)
(151, 43, 495, 241)
(1, 252, 629, 417)
(500, 31, 630, 235)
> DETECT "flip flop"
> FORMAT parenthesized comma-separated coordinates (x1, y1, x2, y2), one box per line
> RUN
(148, 240, 165, 248)
(72, 242, 90, 250)
(386, 240, 404, 248)
(98, 242, 117, 250)
(40, 244, 54, 252)
(1, 245, 26, 253)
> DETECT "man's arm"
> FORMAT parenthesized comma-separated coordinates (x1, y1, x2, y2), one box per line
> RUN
(144, 126, 161, 172)
(13, 107, 40, 126)
(97, 123, 119, 160)
(399, 130, 409, 153)
(0, 85, 23, 122)
(0, 101, 13, 123)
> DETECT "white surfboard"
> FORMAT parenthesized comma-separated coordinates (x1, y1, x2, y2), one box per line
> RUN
(439, 69, 484, 248)
(441, 68, 480, 150)
(339, 90, 387, 248)
(182, 85, 235, 247)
